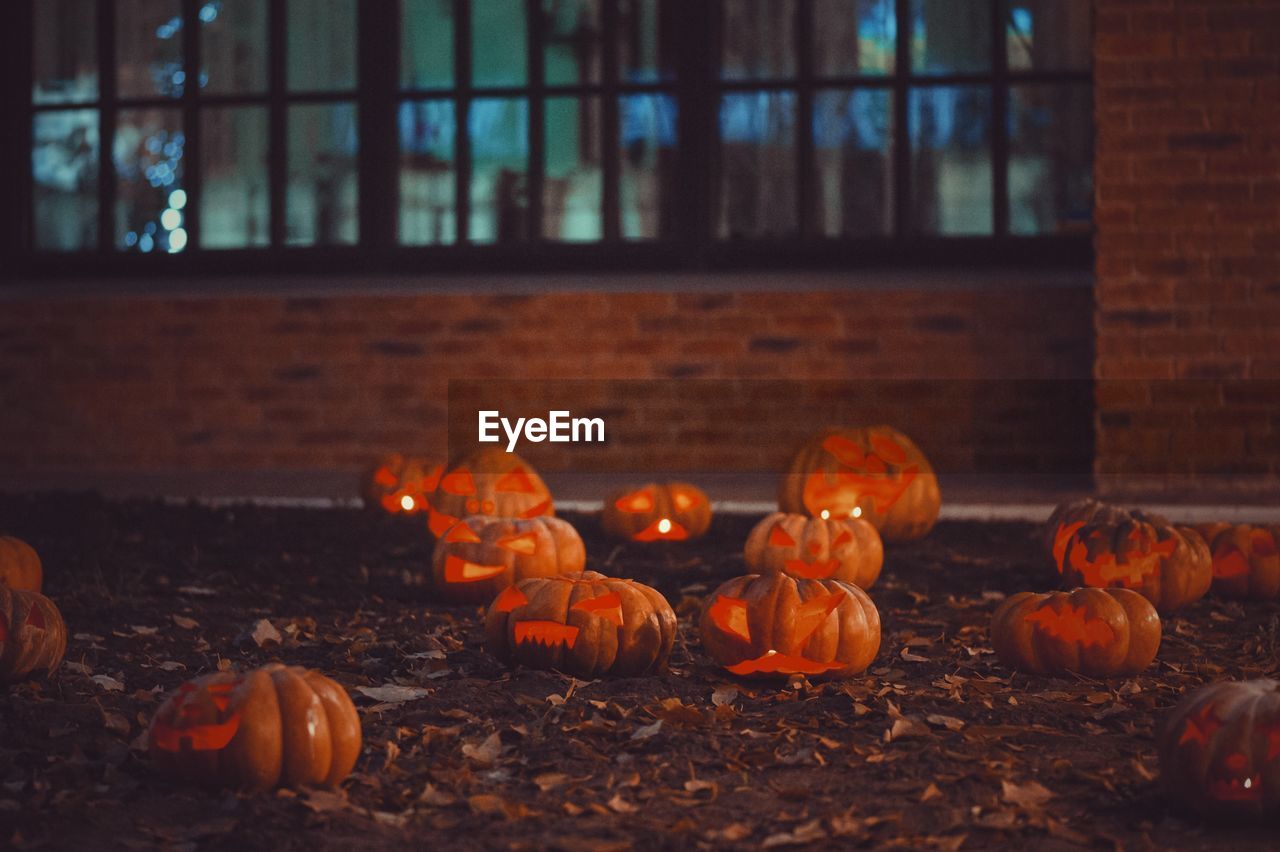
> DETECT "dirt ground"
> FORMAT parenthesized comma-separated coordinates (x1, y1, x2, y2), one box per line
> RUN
(1, 493, 1277, 850)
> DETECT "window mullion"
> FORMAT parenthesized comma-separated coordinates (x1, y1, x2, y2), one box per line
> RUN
(527, 0, 545, 242)
(357, 0, 400, 248)
(181, 0, 201, 250)
(268, 0, 286, 248)
(795, 0, 815, 239)
(991, 0, 1010, 235)
(454, 0, 471, 243)
(675, 0, 714, 265)
(892, 0, 910, 237)
(12, 1, 36, 257)
(98, 0, 117, 253)
(601, 0, 620, 241)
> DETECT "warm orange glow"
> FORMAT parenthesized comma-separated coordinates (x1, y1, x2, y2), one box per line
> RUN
(439, 468, 476, 496)
(493, 586, 529, 613)
(571, 592, 624, 626)
(495, 468, 537, 494)
(399, 495, 416, 512)
(819, 510, 830, 520)
(443, 555, 505, 583)
(497, 531, 539, 555)
(1178, 704, 1223, 747)
(615, 491, 654, 513)
(870, 434, 909, 464)
(726, 651, 845, 676)
(518, 499, 553, 519)
(1212, 546, 1250, 580)
(784, 559, 839, 579)
(1067, 531, 1177, 588)
(1051, 521, 1086, 571)
(428, 507, 460, 538)
(1024, 603, 1114, 646)
(634, 518, 689, 541)
(672, 491, 697, 510)
(1209, 754, 1263, 801)
(801, 440, 918, 517)
(832, 529, 853, 547)
(708, 596, 751, 643)
(152, 681, 244, 753)
(850, 507, 862, 518)
(657, 518, 673, 534)
(769, 524, 797, 548)
(444, 522, 482, 543)
(792, 591, 845, 646)
(514, 621, 580, 649)
(373, 466, 398, 487)
(0, 613, 8, 642)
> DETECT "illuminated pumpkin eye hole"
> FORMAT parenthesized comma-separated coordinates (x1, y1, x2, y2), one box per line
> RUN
(616, 492, 654, 513)
(440, 469, 476, 496)
(495, 468, 537, 494)
(373, 467, 398, 487)
(423, 465, 443, 492)
(493, 586, 529, 613)
(672, 492, 696, 511)
(709, 596, 751, 643)
(444, 522, 482, 543)
(769, 525, 797, 548)
(571, 592, 624, 626)
(832, 530, 853, 547)
(498, 532, 539, 555)
(870, 434, 909, 463)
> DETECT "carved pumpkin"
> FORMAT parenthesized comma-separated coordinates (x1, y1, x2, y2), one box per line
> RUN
(0, 536, 42, 593)
(432, 515, 586, 604)
(743, 512, 882, 588)
(0, 586, 67, 684)
(148, 663, 362, 792)
(778, 426, 941, 542)
(1044, 499, 1211, 614)
(601, 482, 712, 542)
(485, 571, 676, 678)
(427, 448, 554, 538)
(699, 573, 880, 679)
(362, 453, 442, 516)
(990, 587, 1160, 677)
(1192, 523, 1280, 600)
(1158, 679, 1280, 818)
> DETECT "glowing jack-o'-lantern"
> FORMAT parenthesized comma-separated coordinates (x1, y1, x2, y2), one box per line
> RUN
(1192, 523, 1280, 600)
(431, 515, 586, 604)
(1159, 679, 1280, 818)
(427, 448, 554, 538)
(990, 587, 1160, 677)
(778, 426, 941, 542)
(699, 573, 880, 680)
(148, 663, 361, 792)
(485, 571, 676, 678)
(362, 453, 443, 516)
(0, 536, 42, 593)
(0, 586, 67, 684)
(1044, 499, 1210, 614)
(601, 482, 712, 542)
(743, 512, 882, 588)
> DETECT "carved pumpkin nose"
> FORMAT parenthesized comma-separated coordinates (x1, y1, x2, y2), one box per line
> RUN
(807, 540, 821, 556)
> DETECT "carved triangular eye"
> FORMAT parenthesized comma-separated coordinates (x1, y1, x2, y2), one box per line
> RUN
(571, 592, 624, 626)
(498, 531, 539, 555)
(496, 467, 536, 493)
(444, 522, 481, 543)
(822, 434, 867, 467)
(493, 586, 529, 613)
(672, 491, 696, 510)
(769, 524, 797, 547)
(870, 434, 908, 463)
(439, 468, 476, 495)
(832, 529, 853, 547)
(708, 596, 751, 643)
(373, 466, 398, 487)
(616, 491, 654, 513)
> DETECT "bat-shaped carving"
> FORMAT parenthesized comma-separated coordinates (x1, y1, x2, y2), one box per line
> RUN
(1025, 603, 1115, 646)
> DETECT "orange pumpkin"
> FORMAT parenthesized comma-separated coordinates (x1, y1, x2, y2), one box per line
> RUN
(485, 571, 676, 678)
(778, 426, 940, 541)
(699, 573, 880, 679)
(362, 453, 442, 516)
(432, 515, 586, 604)
(1044, 499, 1211, 614)
(0, 586, 67, 684)
(1159, 679, 1280, 818)
(1193, 523, 1280, 600)
(743, 512, 882, 588)
(148, 664, 362, 792)
(601, 482, 712, 542)
(0, 536, 42, 593)
(427, 448, 554, 538)
(990, 588, 1160, 677)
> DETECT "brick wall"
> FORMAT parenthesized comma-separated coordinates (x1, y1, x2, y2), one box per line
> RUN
(1094, 0, 1280, 496)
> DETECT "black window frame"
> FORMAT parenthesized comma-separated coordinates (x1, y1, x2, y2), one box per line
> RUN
(5, 0, 1093, 281)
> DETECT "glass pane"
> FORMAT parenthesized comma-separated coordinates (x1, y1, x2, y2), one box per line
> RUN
(472, 0, 527, 88)
(619, 0, 675, 83)
(813, 89, 892, 236)
(911, 0, 991, 74)
(34, 0, 98, 104)
(621, 93, 677, 239)
(1010, 85, 1092, 235)
(287, 0, 356, 91)
(115, 109, 186, 252)
(201, 0, 268, 94)
(33, 110, 99, 250)
(909, 86, 992, 234)
(718, 91, 797, 238)
(201, 107, 269, 248)
(469, 98, 528, 243)
(117, 0, 184, 99)
(813, 0, 895, 77)
(721, 0, 796, 80)
(544, 0, 602, 86)
(399, 100, 457, 245)
(402, 0, 455, 89)
(1006, 1, 1091, 71)
(287, 103, 359, 246)
(544, 98, 601, 241)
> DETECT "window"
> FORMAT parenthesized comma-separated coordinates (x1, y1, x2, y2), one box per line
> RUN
(15, 0, 1091, 275)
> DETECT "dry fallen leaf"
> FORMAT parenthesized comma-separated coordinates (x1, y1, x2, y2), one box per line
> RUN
(250, 618, 282, 647)
(462, 732, 504, 765)
(1001, 779, 1054, 809)
(355, 685, 431, 704)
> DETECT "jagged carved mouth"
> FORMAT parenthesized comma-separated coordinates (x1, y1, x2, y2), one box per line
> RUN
(1209, 776, 1262, 802)
(634, 518, 688, 541)
(443, 556, 505, 583)
(726, 651, 846, 676)
(513, 621, 580, 649)
(784, 558, 839, 579)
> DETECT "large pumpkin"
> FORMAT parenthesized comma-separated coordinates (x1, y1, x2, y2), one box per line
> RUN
(362, 453, 442, 516)
(778, 426, 941, 541)
(0, 586, 67, 684)
(601, 482, 712, 542)
(699, 573, 880, 679)
(148, 664, 361, 792)
(1193, 523, 1280, 600)
(0, 536, 42, 593)
(990, 588, 1160, 677)
(432, 515, 586, 604)
(1158, 679, 1280, 818)
(427, 448, 554, 538)
(485, 571, 676, 679)
(743, 512, 882, 589)
(1044, 499, 1211, 614)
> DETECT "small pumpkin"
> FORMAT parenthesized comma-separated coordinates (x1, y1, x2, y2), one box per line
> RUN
(743, 512, 882, 588)
(362, 453, 442, 516)
(148, 663, 361, 792)
(601, 482, 712, 542)
(1158, 679, 1280, 818)
(699, 573, 880, 679)
(427, 448, 554, 538)
(432, 515, 586, 604)
(485, 571, 676, 678)
(0, 586, 67, 684)
(1044, 499, 1211, 614)
(1193, 523, 1280, 600)
(0, 535, 42, 593)
(778, 426, 941, 541)
(990, 587, 1160, 677)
